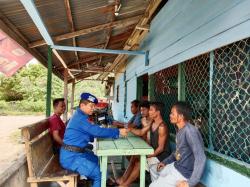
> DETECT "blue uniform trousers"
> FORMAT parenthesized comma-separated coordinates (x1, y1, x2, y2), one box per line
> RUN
(60, 149, 101, 187)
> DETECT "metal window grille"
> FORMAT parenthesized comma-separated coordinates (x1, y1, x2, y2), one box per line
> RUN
(182, 54, 210, 148)
(211, 38, 250, 163)
(149, 37, 250, 164)
(149, 65, 178, 134)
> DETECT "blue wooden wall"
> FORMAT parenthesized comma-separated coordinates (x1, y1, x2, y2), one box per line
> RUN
(112, 1, 250, 185)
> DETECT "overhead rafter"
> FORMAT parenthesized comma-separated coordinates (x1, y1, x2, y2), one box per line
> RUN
(28, 15, 142, 48)
(98, 0, 119, 66)
(64, 0, 79, 64)
(57, 55, 101, 70)
(20, 0, 74, 79)
(98, 0, 163, 80)
(108, 29, 135, 44)
(72, 72, 98, 82)
(51, 45, 146, 55)
(57, 53, 117, 70)
(55, 42, 122, 70)
(136, 24, 150, 31)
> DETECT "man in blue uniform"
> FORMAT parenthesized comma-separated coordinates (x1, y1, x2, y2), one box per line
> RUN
(60, 92, 128, 187)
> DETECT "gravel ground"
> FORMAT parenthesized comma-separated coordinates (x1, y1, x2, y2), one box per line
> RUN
(0, 115, 44, 175)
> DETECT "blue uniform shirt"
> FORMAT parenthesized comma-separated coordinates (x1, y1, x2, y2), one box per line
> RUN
(63, 108, 119, 148)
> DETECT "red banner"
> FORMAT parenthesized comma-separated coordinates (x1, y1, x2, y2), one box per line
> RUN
(0, 30, 33, 77)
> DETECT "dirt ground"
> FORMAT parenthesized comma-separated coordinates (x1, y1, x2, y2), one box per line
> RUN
(0, 115, 44, 176)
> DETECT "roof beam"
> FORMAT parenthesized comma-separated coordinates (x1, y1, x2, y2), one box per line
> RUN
(98, 2, 117, 66)
(136, 24, 150, 31)
(108, 29, 134, 44)
(64, 0, 79, 63)
(98, 0, 163, 80)
(28, 15, 142, 48)
(57, 55, 101, 70)
(20, 0, 74, 79)
(51, 45, 146, 55)
(70, 69, 118, 74)
(56, 52, 116, 70)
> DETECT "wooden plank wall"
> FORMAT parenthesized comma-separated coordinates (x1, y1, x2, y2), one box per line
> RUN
(112, 0, 250, 125)
(123, 0, 250, 77)
(147, 0, 250, 74)
(125, 77, 137, 119)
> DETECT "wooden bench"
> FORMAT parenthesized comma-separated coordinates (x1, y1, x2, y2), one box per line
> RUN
(20, 119, 78, 187)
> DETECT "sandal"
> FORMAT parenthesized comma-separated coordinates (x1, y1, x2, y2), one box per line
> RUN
(106, 177, 118, 186)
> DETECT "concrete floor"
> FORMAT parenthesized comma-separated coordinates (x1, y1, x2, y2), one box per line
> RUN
(39, 156, 151, 187)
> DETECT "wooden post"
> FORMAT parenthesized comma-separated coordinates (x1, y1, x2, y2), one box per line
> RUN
(70, 79, 75, 115)
(178, 63, 185, 101)
(30, 183, 38, 187)
(136, 76, 143, 100)
(148, 74, 155, 101)
(209, 51, 214, 151)
(46, 46, 52, 117)
(22, 129, 34, 177)
(63, 69, 68, 122)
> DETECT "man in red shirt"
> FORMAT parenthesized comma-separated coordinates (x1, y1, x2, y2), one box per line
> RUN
(49, 98, 66, 154)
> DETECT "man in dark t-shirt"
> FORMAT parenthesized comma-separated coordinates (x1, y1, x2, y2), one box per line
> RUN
(114, 101, 170, 186)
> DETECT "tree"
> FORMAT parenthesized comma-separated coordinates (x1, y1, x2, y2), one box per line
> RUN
(0, 73, 24, 101)
(0, 63, 105, 106)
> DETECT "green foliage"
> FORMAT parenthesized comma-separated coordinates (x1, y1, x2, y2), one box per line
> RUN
(0, 63, 63, 102)
(0, 73, 24, 101)
(0, 100, 45, 115)
(0, 63, 105, 114)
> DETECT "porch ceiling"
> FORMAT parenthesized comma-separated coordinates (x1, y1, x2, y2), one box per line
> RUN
(0, 0, 165, 82)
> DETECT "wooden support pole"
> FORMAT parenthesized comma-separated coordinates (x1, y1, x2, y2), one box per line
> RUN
(63, 69, 68, 122)
(70, 80, 75, 116)
(46, 46, 52, 117)
(178, 63, 185, 101)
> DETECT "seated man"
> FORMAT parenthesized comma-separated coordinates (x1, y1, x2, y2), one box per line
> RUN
(115, 101, 170, 186)
(150, 102, 206, 187)
(49, 98, 66, 154)
(113, 99, 142, 129)
(60, 92, 128, 187)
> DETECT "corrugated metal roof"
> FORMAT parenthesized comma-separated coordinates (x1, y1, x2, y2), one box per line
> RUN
(0, 0, 163, 81)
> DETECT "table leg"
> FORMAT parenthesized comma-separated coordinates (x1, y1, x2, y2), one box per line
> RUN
(122, 156, 125, 170)
(101, 156, 108, 187)
(140, 155, 146, 187)
(99, 156, 102, 168)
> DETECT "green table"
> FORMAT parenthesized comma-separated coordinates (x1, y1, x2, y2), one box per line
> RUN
(96, 134, 154, 187)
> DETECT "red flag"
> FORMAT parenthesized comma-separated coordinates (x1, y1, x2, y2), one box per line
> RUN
(0, 30, 33, 77)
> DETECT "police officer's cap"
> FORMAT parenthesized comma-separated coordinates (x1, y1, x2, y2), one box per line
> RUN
(80, 92, 98, 104)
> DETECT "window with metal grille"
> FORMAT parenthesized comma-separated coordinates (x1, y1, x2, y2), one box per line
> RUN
(149, 37, 250, 166)
(149, 65, 178, 134)
(212, 39, 250, 164)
